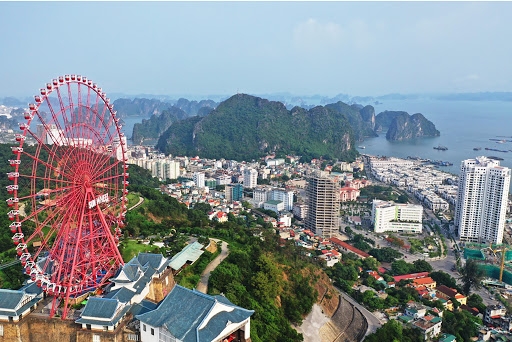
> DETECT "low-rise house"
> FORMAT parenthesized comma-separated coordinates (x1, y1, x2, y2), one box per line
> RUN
(168, 242, 205, 275)
(340, 187, 360, 202)
(484, 304, 507, 325)
(413, 277, 437, 290)
(393, 272, 430, 283)
(329, 237, 371, 259)
(413, 315, 442, 341)
(435, 285, 467, 308)
(404, 302, 429, 319)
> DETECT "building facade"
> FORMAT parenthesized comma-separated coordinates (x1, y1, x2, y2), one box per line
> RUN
(455, 157, 511, 244)
(243, 168, 258, 188)
(225, 183, 244, 202)
(304, 172, 340, 238)
(372, 200, 423, 233)
(270, 188, 294, 211)
(193, 172, 205, 188)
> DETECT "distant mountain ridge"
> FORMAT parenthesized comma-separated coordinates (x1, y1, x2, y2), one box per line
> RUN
(157, 94, 360, 161)
(153, 94, 439, 160)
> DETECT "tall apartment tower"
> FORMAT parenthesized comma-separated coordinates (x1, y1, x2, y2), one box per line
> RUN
(243, 168, 258, 189)
(455, 156, 511, 244)
(226, 184, 244, 202)
(193, 172, 206, 188)
(304, 171, 340, 238)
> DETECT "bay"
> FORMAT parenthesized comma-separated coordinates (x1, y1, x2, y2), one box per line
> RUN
(360, 99, 512, 184)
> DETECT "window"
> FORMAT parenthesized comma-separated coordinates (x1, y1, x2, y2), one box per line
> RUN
(127, 334, 139, 341)
(151, 328, 155, 335)
(0, 324, 3, 337)
(93, 335, 101, 342)
(143, 324, 146, 332)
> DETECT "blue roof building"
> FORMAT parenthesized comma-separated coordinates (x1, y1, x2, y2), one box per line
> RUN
(136, 285, 254, 342)
(0, 282, 43, 322)
(169, 242, 204, 273)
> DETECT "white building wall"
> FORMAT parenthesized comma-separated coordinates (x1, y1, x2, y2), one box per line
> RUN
(193, 172, 206, 188)
(372, 200, 423, 233)
(271, 189, 294, 211)
(455, 157, 511, 244)
(140, 323, 159, 342)
(243, 169, 258, 188)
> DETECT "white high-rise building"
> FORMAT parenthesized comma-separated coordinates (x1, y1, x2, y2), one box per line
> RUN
(243, 169, 258, 189)
(455, 157, 511, 245)
(253, 186, 271, 205)
(165, 160, 181, 180)
(372, 200, 423, 234)
(270, 188, 294, 211)
(193, 172, 206, 188)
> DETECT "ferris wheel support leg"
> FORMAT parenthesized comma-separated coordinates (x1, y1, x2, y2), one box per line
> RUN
(62, 293, 71, 319)
(49, 295, 59, 318)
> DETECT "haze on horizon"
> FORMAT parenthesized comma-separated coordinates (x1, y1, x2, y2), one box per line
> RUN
(1, 1, 511, 99)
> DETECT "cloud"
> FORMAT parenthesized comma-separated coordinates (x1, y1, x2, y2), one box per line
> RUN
(293, 18, 343, 50)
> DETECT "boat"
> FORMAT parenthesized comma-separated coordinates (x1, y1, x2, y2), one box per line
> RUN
(485, 147, 508, 153)
(433, 145, 448, 151)
(473, 147, 482, 151)
(358, 146, 365, 149)
(488, 156, 504, 161)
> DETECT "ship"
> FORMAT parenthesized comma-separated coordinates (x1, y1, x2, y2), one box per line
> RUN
(488, 156, 505, 161)
(433, 145, 448, 151)
(485, 147, 508, 153)
(358, 146, 365, 149)
(473, 147, 482, 151)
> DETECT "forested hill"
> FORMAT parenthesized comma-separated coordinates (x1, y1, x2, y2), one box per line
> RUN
(132, 107, 189, 145)
(156, 94, 360, 162)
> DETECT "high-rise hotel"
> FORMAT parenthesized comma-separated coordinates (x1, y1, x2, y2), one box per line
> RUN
(304, 171, 340, 238)
(455, 156, 511, 244)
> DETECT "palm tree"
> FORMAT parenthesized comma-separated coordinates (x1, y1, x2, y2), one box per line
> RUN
(459, 259, 485, 295)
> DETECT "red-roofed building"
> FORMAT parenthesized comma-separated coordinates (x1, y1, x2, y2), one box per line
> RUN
(392, 272, 430, 283)
(436, 285, 467, 306)
(413, 277, 437, 289)
(345, 179, 371, 190)
(329, 237, 371, 259)
(340, 187, 360, 202)
(303, 230, 315, 238)
(367, 271, 383, 281)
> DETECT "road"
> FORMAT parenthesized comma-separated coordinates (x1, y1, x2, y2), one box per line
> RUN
(336, 287, 382, 337)
(196, 239, 229, 293)
(128, 196, 144, 211)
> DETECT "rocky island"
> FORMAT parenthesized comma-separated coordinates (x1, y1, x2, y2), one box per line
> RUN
(376, 111, 440, 141)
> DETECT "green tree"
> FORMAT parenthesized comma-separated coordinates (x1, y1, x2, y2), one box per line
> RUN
(430, 271, 460, 290)
(459, 259, 485, 295)
(467, 293, 486, 313)
(391, 260, 412, 275)
(412, 259, 433, 273)
(365, 319, 421, 342)
(442, 310, 481, 341)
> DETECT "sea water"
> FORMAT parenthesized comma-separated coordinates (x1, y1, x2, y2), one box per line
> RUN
(360, 99, 512, 181)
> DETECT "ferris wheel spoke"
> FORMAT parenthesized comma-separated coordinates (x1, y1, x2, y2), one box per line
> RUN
(90, 154, 119, 180)
(21, 143, 77, 182)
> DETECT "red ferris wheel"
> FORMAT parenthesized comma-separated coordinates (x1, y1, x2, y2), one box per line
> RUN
(7, 75, 128, 319)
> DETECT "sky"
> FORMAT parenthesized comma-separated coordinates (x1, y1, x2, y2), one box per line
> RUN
(1, 1, 512, 99)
